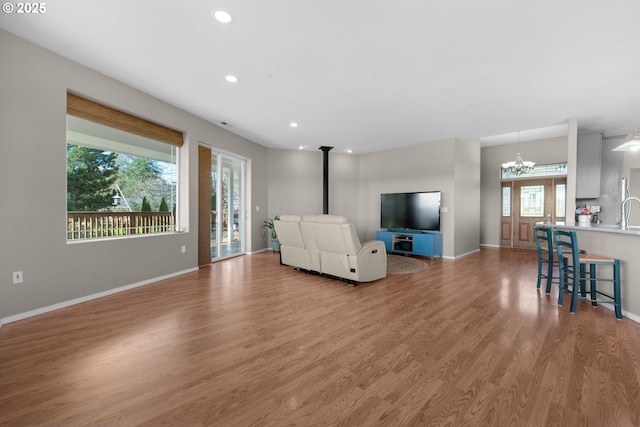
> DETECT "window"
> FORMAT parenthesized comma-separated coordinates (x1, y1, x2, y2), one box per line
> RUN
(502, 186, 511, 217)
(501, 162, 567, 180)
(520, 185, 545, 217)
(555, 183, 566, 218)
(66, 93, 183, 240)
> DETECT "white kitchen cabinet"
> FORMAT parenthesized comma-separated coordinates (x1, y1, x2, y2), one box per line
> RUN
(576, 132, 602, 199)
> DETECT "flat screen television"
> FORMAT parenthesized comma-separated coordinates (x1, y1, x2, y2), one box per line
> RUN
(380, 191, 441, 231)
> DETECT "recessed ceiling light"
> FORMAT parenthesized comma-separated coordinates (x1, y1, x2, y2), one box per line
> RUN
(225, 75, 238, 83)
(298, 145, 304, 150)
(290, 122, 298, 128)
(212, 9, 233, 23)
(347, 149, 353, 154)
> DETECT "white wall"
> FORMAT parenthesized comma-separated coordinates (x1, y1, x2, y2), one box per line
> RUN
(358, 139, 458, 255)
(266, 149, 360, 222)
(454, 139, 482, 256)
(0, 30, 269, 321)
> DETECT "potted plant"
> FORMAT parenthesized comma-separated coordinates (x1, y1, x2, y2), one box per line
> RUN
(263, 215, 280, 252)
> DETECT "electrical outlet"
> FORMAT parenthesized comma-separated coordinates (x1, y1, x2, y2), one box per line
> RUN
(181, 245, 186, 253)
(12, 271, 23, 284)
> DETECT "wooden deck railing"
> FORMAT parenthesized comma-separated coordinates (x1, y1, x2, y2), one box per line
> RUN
(67, 212, 176, 240)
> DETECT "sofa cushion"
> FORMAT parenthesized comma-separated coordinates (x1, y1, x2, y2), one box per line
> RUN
(315, 214, 349, 224)
(273, 215, 308, 270)
(275, 215, 305, 249)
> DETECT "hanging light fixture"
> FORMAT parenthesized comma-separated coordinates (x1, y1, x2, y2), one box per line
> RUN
(501, 131, 535, 176)
(612, 129, 640, 152)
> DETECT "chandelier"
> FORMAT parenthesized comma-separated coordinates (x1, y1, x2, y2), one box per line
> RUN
(501, 132, 535, 176)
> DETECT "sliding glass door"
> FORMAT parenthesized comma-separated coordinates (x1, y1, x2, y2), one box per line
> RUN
(211, 151, 245, 260)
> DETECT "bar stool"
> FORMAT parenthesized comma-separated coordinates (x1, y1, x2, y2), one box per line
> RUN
(533, 226, 559, 294)
(553, 229, 622, 319)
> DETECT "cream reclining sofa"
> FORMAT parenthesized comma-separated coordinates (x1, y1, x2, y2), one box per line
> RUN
(274, 214, 387, 284)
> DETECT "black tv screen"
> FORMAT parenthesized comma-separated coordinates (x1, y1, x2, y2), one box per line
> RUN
(380, 191, 441, 231)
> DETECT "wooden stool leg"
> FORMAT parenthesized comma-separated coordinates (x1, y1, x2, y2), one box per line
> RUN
(614, 259, 622, 319)
(545, 256, 553, 294)
(570, 264, 583, 313)
(536, 256, 543, 289)
(558, 257, 567, 306)
(588, 264, 597, 306)
(580, 264, 588, 299)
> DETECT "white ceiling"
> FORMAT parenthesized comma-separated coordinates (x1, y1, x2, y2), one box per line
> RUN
(2, 0, 640, 153)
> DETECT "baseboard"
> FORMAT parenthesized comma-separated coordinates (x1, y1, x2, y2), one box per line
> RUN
(1, 267, 199, 326)
(443, 248, 481, 260)
(597, 302, 640, 323)
(248, 247, 271, 255)
(623, 310, 640, 323)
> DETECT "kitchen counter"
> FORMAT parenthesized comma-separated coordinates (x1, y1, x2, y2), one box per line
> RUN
(542, 222, 640, 236)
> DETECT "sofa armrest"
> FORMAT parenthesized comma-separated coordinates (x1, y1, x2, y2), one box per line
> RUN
(351, 240, 386, 282)
(358, 239, 386, 256)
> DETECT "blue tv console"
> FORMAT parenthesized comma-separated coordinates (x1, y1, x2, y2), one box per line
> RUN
(376, 229, 443, 260)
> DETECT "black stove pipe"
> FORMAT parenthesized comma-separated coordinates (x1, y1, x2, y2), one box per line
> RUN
(319, 146, 333, 214)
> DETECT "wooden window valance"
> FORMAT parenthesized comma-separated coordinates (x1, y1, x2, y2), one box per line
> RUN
(67, 92, 184, 147)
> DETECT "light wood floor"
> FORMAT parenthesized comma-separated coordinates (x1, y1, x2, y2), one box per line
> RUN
(2, 248, 640, 426)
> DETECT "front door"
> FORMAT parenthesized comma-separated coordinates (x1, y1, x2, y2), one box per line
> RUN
(501, 178, 566, 249)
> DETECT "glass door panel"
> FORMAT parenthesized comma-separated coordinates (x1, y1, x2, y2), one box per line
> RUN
(555, 183, 566, 220)
(211, 153, 218, 259)
(500, 183, 513, 247)
(514, 180, 549, 249)
(211, 152, 245, 260)
(520, 185, 545, 217)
